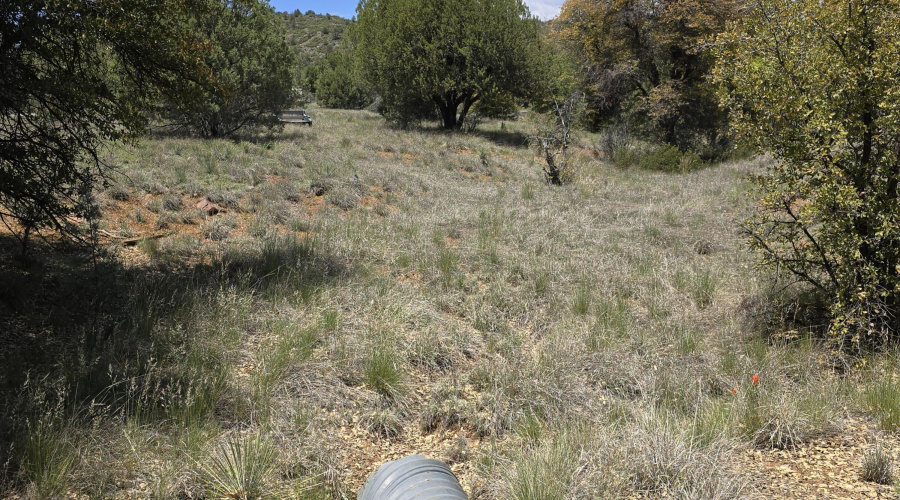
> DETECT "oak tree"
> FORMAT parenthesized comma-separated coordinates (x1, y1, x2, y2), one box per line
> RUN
(715, 0, 900, 351)
(555, 0, 740, 153)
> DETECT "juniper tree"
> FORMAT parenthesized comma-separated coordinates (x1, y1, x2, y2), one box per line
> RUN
(161, 0, 296, 137)
(0, 0, 212, 255)
(352, 0, 544, 130)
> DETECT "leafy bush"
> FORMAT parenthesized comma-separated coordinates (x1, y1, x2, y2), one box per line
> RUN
(0, 0, 211, 253)
(555, 0, 739, 152)
(715, 0, 900, 352)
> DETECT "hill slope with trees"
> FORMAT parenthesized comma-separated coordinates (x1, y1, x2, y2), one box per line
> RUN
(277, 10, 352, 67)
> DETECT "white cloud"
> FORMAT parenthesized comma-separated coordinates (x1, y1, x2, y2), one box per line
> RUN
(525, 0, 563, 21)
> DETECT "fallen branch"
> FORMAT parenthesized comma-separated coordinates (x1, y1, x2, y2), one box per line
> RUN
(98, 229, 127, 239)
(122, 233, 171, 246)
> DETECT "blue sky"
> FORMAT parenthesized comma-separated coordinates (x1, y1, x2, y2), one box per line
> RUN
(268, 0, 564, 21)
(270, 0, 358, 19)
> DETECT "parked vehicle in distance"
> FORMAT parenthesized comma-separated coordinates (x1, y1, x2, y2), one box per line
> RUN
(278, 109, 312, 126)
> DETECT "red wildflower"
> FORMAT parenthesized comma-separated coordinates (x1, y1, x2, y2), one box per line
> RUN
(751, 374, 760, 385)
(731, 387, 738, 395)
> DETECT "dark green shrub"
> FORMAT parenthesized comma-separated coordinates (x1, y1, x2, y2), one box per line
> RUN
(161, 0, 296, 138)
(640, 144, 684, 172)
(613, 144, 705, 173)
(313, 50, 373, 109)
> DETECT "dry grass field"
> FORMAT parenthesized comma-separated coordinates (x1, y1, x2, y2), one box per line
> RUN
(2, 107, 900, 499)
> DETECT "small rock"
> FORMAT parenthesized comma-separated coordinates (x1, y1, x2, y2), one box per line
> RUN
(694, 240, 714, 255)
(310, 182, 329, 196)
(196, 199, 223, 216)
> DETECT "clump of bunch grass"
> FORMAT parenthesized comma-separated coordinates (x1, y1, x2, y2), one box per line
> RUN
(362, 407, 404, 439)
(570, 283, 592, 315)
(364, 344, 403, 397)
(21, 417, 77, 499)
(621, 413, 749, 497)
(738, 380, 837, 449)
(107, 184, 132, 201)
(206, 190, 241, 210)
(862, 444, 894, 485)
(202, 216, 238, 241)
(420, 383, 471, 433)
(865, 376, 900, 431)
(505, 429, 579, 500)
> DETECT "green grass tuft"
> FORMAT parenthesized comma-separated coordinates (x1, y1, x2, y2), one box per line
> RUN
(866, 376, 900, 431)
(22, 418, 77, 499)
(364, 344, 403, 397)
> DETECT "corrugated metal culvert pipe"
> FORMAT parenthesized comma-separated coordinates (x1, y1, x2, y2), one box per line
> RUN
(358, 455, 468, 500)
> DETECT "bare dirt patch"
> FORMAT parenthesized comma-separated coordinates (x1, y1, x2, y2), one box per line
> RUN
(735, 415, 900, 499)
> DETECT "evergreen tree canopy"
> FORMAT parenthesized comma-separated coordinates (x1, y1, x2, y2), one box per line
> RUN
(162, 0, 297, 137)
(352, 0, 544, 130)
(0, 0, 213, 252)
(306, 49, 373, 109)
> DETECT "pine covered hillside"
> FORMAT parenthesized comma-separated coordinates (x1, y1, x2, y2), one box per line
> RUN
(277, 10, 351, 66)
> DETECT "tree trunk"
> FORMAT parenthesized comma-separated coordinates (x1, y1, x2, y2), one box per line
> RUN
(435, 93, 462, 130)
(209, 116, 220, 138)
(433, 92, 480, 130)
(20, 223, 32, 263)
(441, 105, 458, 129)
(456, 93, 480, 129)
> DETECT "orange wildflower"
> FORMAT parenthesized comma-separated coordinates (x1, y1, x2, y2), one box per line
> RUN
(751, 374, 760, 385)
(731, 386, 738, 395)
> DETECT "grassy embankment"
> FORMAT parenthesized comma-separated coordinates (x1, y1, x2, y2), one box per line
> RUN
(2, 107, 899, 498)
